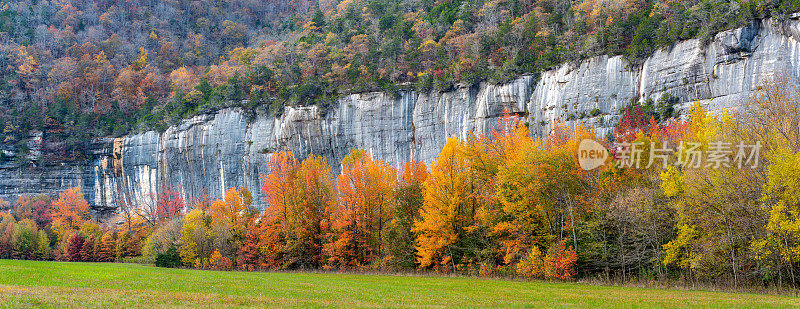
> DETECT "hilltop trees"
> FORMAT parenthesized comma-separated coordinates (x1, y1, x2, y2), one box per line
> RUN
(0, 0, 311, 161)
(4, 0, 799, 167)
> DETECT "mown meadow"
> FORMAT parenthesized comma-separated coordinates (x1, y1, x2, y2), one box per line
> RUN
(1, 259, 798, 308)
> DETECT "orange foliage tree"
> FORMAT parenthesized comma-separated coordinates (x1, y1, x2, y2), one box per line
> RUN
(210, 187, 254, 227)
(260, 151, 299, 268)
(292, 155, 336, 268)
(260, 152, 335, 269)
(209, 187, 255, 263)
(51, 187, 91, 233)
(325, 148, 396, 269)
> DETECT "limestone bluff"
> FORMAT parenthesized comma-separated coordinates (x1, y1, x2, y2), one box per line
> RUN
(0, 18, 796, 219)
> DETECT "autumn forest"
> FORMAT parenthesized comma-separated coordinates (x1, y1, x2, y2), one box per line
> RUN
(1, 0, 799, 163)
(1, 0, 800, 298)
(1, 76, 800, 292)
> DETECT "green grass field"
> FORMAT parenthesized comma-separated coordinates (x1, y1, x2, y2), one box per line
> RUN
(0, 259, 797, 308)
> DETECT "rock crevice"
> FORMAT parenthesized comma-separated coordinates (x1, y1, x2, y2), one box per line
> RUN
(1, 18, 798, 217)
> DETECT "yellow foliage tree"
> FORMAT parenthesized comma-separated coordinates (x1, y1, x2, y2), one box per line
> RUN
(414, 138, 478, 270)
(180, 209, 205, 266)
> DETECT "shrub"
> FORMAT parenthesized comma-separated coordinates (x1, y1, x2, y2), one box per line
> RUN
(544, 240, 578, 281)
(142, 218, 183, 261)
(210, 250, 234, 271)
(120, 256, 154, 264)
(155, 247, 182, 268)
(516, 240, 578, 281)
(516, 246, 545, 279)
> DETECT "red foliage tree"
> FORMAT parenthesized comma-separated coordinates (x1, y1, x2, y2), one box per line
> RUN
(237, 222, 263, 271)
(12, 195, 53, 229)
(210, 250, 234, 271)
(157, 185, 185, 222)
(614, 105, 648, 143)
(67, 233, 85, 262)
(655, 118, 690, 142)
(31, 196, 53, 229)
(544, 240, 578, 281)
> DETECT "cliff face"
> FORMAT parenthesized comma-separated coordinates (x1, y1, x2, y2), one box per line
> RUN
(2, 18, 799, 217)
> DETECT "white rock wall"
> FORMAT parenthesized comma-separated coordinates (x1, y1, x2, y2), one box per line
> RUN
(3, 18, 798, 216)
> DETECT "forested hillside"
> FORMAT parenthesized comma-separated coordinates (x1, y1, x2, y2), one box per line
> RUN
(0, 0, 314, 163)
(1, 0, 799, 164)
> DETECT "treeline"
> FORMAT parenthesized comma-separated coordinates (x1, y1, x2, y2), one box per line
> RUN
(0, 188, 142, 263)
(0, 0, 314, 162)
(2, 80, 800, 289)
(4, 0, 800, 164)
(255, 0, 800, 106)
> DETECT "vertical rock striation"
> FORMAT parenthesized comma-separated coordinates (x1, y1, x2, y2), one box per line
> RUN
(2, 18, 800, 217)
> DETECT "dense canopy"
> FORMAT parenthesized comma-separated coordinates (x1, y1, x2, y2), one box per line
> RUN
(0, 0, 797, 163)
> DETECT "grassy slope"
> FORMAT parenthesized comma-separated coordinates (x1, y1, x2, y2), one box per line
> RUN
(0, 259, 797, 308)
